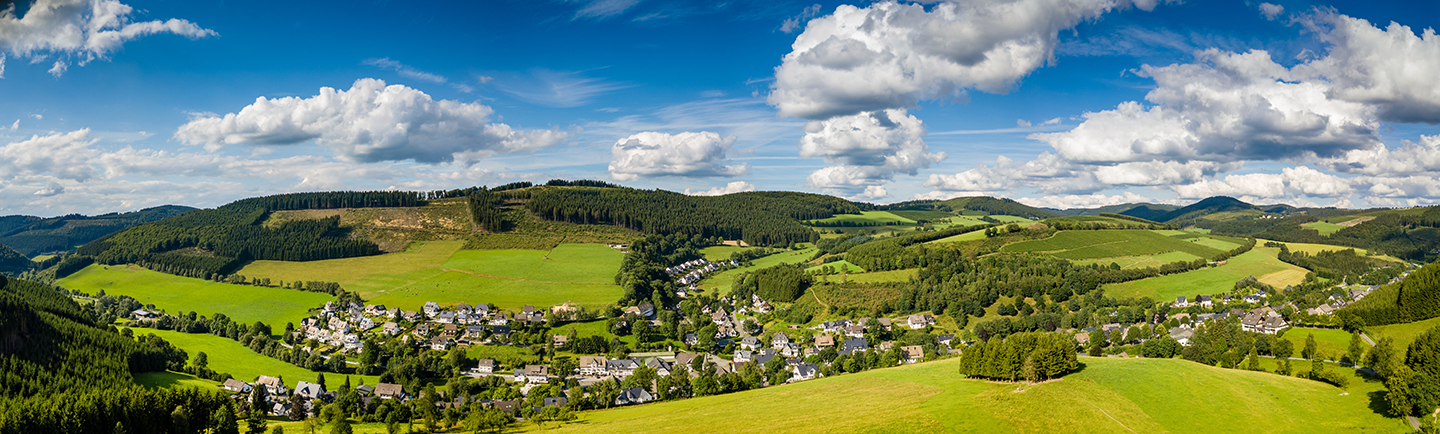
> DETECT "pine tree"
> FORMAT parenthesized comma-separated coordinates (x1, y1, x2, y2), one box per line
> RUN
(212, 404, 240, 434)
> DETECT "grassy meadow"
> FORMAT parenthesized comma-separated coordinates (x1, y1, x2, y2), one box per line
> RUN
(1072, 251, 1204, 269)
(1103, 245, 1308, 301)
(528, 357, 1408, 433)
(1302, 221, 1347, 236)
(700, 245, 749, 261)
(700, 246, 818, 294)
(1002, 230, 1228, 260)
(1283, 328, 1358, 361)
(237, 240, 463, 296)
(1370, 316, 1440, 350)
(59, 264, 332, 329)
(808, 211, 916, 225)
(925, 227, 991, 244)
(130, 328, 381, 389)
(134, 371, 220, 390)
(442, 244, 623, 284)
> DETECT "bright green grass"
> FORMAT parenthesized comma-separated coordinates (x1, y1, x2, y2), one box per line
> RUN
(925, 227, 991, 244)
(1003, 230, 1224, 260)
(466, 344, 540, 367)
(366, 270, 621, 312)
(1283, 328, 1358, 361)
(131, 328, 380, 390)
(1188, 228, 1212, 234)
(1104, 245, 1308, 301)
(237, 240, 464, 296)
(30, 254, 54, 262)
(808, 211, 915, 225)
(442, 244, 622, 284)
(700, 247, 818, 294)
(814, 268, 917, 284)
(989, 215, 1033, 223)
(1370, 316, 1440, 351)
(527, 357, 1407, 433)
(805, 260, 864, 273)
(1071, 251, 1204, 269)
(700, 245, 748, 261)
(1183, 236, 1243, 251)
(1303, 221, 1348, 236)
(889, 210, 955, 221)
(59, 264, 332, 329)
(1271, 241, 1405, 263)
(134, 371, 220, 390)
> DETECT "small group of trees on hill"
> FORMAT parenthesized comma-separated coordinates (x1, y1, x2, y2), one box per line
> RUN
(1383, 325, 1440, 418)
(957, 332, 1079, 382)
(729, 263, 811, 303)
(524, 188, 857, 247)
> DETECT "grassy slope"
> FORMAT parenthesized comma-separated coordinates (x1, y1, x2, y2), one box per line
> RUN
(1283, 327, 1356, 361)
(814, 268, 917, 284)
(134, 371, 221, 390)
(59, 264, 331, 328)
(131, 328, 381, 389)
(1270, 241, 1405, 263)
(1002, 230, 1225, 260)
(1104, 245, 1308, 301)
(700, 246, 818, 294)
(1072, 251, 1205, 269)
(442, 244, 622, 284)
(700, 245, 748, 261)
(809, 211, 916, 225)
(237, 240, 464, 296)
(926, 227, 991, 244)
(1370, 316, 1440, 350)
(1303, 221, 1347, 236)
(529, 357, 1407, 434)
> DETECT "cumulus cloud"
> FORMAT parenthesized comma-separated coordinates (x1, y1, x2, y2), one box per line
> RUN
(780, 4, 823, 33)
(1171, 166, 1353, 199)
(0, 129, 101, 181)
(608, 131, 747, 181)
(174, 78, 568, 164)
(800, 109, 944, 194)
(685, 181, 757, 196)
(1300, 12, 1440, 124)
(0, 0, 216, 76)
(1015, 191, 1155, 209)
(1320, 135, 1440, 175)
(1258, 3, 1284, 20)
(769, 0, 1155, 120)
(33, 181, 64, 197)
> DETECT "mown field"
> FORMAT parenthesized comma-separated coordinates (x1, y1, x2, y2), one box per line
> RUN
(1002, 230, 1231, 260)
(1103, 245, 1309, 301)
(925, 227, 991, 244)
(239, 241, 625, 312)
(134, 371, 220, 390)
(1270, 241, 1405, 263)
(808, 211, 915, 225)
(130, 328, 381, 389)
(701, 246, 818, 294)
(1072, 251, 1203, 269)
(1302, 221, 1347, 236)
(700, 245, 748, 261)
(59, 264, 332, 329)
(529, 357, 1407, 433)
(1283, 327, 1356, 361)
(1370, 316, 1440, 350)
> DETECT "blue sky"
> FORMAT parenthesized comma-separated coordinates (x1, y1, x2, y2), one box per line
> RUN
(1, 0, 1439, 216)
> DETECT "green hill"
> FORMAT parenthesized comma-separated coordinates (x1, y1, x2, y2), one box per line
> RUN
(879, 196, 1057, 219)
(0, 244, 30, 274)
(0, 205, 195, 257)
(1057, 203, 1179, 218)
(1150, 196, 1259, 223)
(533, 357, 1405, 433)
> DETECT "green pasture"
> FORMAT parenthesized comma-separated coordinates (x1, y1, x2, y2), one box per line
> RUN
(1303, 221, 1347, 236)
(805, 260, 864, 274)
(366, 270, 621, 312)
(700, 246, 818, 294)
(30, 254, 54, 262)
(814, 268, 917, 284)
(1002, 230, 1225, 260)
(1071, 251, 1204, 269)
(237, 240, 464, 296)
(130, 328, 381, 390)
(443, 244, 622, 284)
(1370, 316, 1440, 351)
(134, 371, 220, 390)
(59, 264, 331, 329)
(808, 211, 915, 225)
(1103, 245, 1308, 301)
(888, 210, 955, 221)
(1282, 328, 1358, 361)
(925, 227, 991, 244)
(1270, 240, 1404, 263)
(700, 245, 749, 261)
(528, 357, 1407, 433)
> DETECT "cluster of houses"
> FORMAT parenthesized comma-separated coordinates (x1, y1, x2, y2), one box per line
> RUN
(1306, 286, 1376, 316)
(290, 301, 549, 355)
(666, 258, 740, 287)
(1173, 290, 1269, 309)
(219, 375, 409, 416)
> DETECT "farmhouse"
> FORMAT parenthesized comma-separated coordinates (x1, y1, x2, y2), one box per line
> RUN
(908, 314, 935, 329)
(375, 383, 407, 400)
(616, 387, 653, 406)
(900, 346, 925, 364)
(294, 381, 325, 400)
(792, 363, 819, 381)
(222, 378, 251, 394)
(577, 356, 608, 376)
(255, 376, 287, 396)
(473, 359, 496, 375)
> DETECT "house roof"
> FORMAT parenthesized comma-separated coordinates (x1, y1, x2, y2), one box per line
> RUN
(375, 383, 405, 397)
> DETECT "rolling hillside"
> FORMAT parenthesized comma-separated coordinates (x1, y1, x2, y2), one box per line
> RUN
(534, 357, 1406, 434)
(0, 205, 195, 256)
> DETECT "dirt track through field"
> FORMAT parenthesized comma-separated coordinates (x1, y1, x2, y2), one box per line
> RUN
(441, 268, 612, 285)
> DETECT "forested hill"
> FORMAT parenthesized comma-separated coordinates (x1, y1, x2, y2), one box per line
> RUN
(73, 192, 425, 280)
(523, 187, 858, 247)
(877, 196, 1057, 219)
(0, 205, 196, 257)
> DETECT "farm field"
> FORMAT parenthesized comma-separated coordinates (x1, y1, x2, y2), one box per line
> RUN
(925, 227, 991, 244)
(1103, 245, 1308, 301)
(804, 260, 864, 274)
(129, 328, 381, 390)
(134, 371, 220, 390)
(237, 240, 464, 295)
(700, 246, 818, 294)
(443, 244, 622, 284)
(366, 270, 621, 312)
(808, 211, 915, 225)
(1072, 251, 1204, 269)
(700, 245, 748, 261)
(528, 357, 1407, 433)
(58, 264, 332, 329)
(1370, 316, 1440, 350)
(1002, 230, 1226, 260)
(1302, 221, 1347, 236)
(814, 268, 917, 284)
(1269, 240, 1405, 263)
(1283, 328, 1356, 361)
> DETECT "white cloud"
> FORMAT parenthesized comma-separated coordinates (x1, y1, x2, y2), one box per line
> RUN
(1300, 12, 1440, 124)
(1321, 135, 1440, 175)
(608, 131, 748, 181)
(1015, 191, 1154, 209)
(363, 58, 447, 84)
(780, 4, 823, 33)
(0, 0, 216, 76)
(685, 181, 757, 196)
(769, 0, 1153, 120)
(8, 120, 15, 130)
(33, 181, 63, 197)
(571, 0, 641, 20)
(924, 155, 1020, 192)
(174, 78, 568, 164)
(801, 109, 944, 194)
(0, 129, 101, 181)
(1171, 166, 1353, 199)
(1258, 3, 1284, 20)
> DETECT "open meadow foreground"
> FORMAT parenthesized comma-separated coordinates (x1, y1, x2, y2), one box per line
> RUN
(5, 0, 1440, 433)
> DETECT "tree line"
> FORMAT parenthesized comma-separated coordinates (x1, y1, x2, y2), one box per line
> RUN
(1342, 261, 1440, 326)
(957, 332, 1080, 382)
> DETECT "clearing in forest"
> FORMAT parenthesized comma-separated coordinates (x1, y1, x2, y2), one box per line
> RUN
(1103, 244, 1308, 301)
(58, 264, 331, 329)
(1002, 230, 1226, 260)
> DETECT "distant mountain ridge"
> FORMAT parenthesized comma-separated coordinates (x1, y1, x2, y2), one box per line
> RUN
(0, 205, 196, 257)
